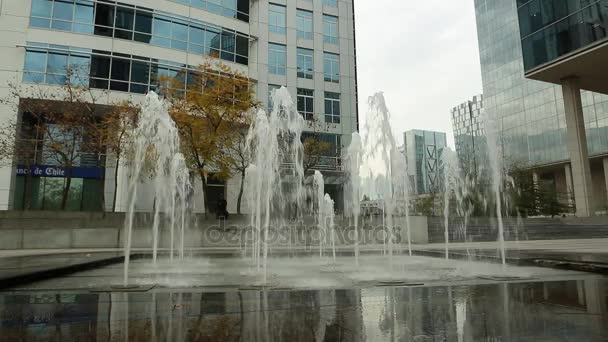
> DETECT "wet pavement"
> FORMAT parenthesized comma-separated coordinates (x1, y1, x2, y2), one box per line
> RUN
(0, 277, 606, 341)
(0, 253, 111, 279)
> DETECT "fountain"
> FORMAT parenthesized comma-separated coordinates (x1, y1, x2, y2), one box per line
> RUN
(361, 93, 411, 266)
(114, 88, 526, 289)
(483, 109, 507, 266)
(245, 86, 306, 282)
(442, 148, 463, 259)
(123, 92, 191, 287)
(345, 132, 363, 264)
(314, 170, 326, 257)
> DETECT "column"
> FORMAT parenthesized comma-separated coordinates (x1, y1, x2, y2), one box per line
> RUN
(604, 158, 608, 208)
(561, 77, 595, 217)
(565, 163, 574, 208)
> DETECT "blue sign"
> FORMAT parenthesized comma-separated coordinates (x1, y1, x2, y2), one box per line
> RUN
(16, 165, 104, 179)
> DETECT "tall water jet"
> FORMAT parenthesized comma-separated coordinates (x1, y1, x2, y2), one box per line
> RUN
(442, 148, 462, 260)
(345, 132, 362, 264)
(246, 86, 305, 281)
(484, 109, 507, 266)
(314, 171, 325, 257)
(391, 148, 413, 256)
(324, 193, 336, 262)
(123, 92, 188, 286)
(363, 93, 400, 264)
(169, 154, 191, 260)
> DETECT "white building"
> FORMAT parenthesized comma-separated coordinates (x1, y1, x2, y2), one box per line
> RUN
(0, 0, 358, 213)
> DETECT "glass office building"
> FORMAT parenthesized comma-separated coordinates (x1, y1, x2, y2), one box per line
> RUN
(403, 130, 448, 195)
(0, 0, 359, 212)
(518, 0, 608, 72)
(474, 0, 608, 209)
(451, 94, 486, 177)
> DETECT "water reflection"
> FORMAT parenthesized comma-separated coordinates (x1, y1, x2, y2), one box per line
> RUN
(0, 279, 606, 341)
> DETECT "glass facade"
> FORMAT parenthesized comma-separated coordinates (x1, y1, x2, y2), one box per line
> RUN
(29, 0, 250, 65)
(323, 52, 340, 83)
(268, 43, 286, 75)
(296, 48, 314, 79)
(297, 88, 314, 121)
(475, 0, 608, 167)
(324, 91, 340, 124)
(518, 0, 608, 71)
(404, 130, 447, 195)
(269, 3, 286, 35)
(167, 0, 250, 22)
(451, 95, 487, 176)
(296, 9, 313, 40)
(22, 43, 240, 95)
(323, 14, 339, 45)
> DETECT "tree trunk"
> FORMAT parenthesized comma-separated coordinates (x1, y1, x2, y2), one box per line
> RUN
(112, 154, 120, 212)
(236, 169, 245, 215)
(24, 171, 33, 210)
(199, 171, 210, 216)
(61, 167, 73, 210)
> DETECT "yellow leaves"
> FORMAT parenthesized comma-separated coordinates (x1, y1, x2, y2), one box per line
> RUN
(163, 61, 257, 180)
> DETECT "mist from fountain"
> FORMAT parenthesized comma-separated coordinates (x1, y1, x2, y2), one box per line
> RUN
(123, 92, 190, 287)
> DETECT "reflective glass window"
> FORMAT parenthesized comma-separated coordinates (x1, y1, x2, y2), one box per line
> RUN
(324, 92, 340, 124)
(323, 52, 340, 83)
(269, 4, 286, 35)
(297, 9, 313, 40)
(297, 48, 314, 79)
(269, 43, 286, 75)
(29, 1, 249, 65)
(323, 15, 338, 45)
(297, 88, 314, 120)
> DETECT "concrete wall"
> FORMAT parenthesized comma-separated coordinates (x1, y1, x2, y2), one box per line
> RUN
(0, 211, 429, 250)
(427, 216, 608, 243)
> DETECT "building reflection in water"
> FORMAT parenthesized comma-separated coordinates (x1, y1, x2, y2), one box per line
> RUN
(0, 279, 606, 341)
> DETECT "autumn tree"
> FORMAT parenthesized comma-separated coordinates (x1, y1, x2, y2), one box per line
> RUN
(163, 62, 258, 214)
(0, 67, 108, 210)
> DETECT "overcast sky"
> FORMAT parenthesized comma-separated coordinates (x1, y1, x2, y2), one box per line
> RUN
(354, 0, 483, 148)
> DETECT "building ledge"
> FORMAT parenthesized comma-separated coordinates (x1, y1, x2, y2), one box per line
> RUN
(524, 38, 608, 94)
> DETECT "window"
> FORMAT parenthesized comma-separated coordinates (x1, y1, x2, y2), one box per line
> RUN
(24, 43, 250, 97)
(169, 0, 249, 22)
(297, 88, 314, 121)
(323, 15, 338, 45)
(269, 4, 286, 35)
(301, 132, 341, 169)
(323, 52, 340, 83)
(323, 0, 337, 7)
(269, 43, 286, 75)
(268, 84, 281, 110)
(297, 48, 314, 79)
(28, 0, 249, 65)
(296, 9, 313, 40)
(324, 92, 340, 124)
